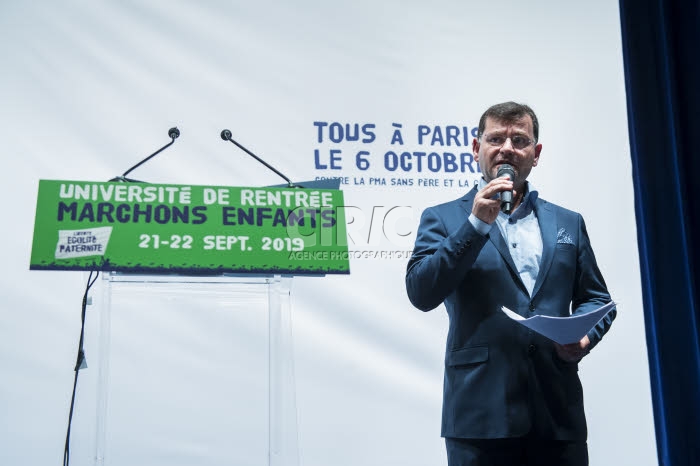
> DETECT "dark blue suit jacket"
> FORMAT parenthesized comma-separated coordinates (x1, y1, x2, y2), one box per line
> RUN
(406, 187, 616, 440)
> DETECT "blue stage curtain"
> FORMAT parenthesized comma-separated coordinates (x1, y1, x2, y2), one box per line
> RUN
(619, 0, 700, 464)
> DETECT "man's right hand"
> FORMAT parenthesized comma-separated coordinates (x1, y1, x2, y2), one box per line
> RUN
(472, 178, 515, 224)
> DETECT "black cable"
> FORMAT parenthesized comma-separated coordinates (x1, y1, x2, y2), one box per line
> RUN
(63, 127, 178, 463)
(63, 270, 100, 466)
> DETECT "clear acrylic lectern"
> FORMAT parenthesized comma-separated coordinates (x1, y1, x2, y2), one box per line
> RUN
(84, 272, 299, 466)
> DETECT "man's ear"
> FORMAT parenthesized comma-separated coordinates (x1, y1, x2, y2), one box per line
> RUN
(533, 143, 542, 166)
(472, 138, 480, 162)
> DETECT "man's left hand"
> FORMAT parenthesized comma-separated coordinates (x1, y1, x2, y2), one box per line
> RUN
(555, 335, 591, 362)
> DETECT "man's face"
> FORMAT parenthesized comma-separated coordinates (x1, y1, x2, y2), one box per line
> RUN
(472, 115, 542, 188)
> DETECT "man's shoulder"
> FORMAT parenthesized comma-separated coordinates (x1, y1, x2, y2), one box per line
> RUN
(427, 189, 477, 212)
(536, 196, 583, 220)
(422, 199, 468, 221)
(432, 197, 469, 210)
(418, 192, 475, 229)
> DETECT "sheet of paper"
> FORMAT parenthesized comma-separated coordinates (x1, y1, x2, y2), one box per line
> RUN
(501, 301, 616, 344)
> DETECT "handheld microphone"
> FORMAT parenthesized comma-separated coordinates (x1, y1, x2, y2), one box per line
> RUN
(220, 129, 297, 188)
(110, 127, 180, 182)
(497, 164, 515, 214)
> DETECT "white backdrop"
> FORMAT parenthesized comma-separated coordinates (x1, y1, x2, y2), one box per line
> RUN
(0, 1, 656, 465)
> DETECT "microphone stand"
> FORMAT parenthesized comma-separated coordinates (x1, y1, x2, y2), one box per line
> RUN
(220, 129, 300, 188)
(110, 127, 180, 182)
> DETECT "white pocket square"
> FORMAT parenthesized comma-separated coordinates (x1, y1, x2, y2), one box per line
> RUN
(557, 228, 574, 245)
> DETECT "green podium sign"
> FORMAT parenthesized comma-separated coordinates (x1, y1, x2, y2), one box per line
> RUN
(30, 180, 350, 275)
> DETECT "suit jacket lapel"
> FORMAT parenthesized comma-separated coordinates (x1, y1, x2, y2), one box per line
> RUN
(461, 187, 526, 292)
(532, 199, 557, 298)
(488, 224, 525, 291)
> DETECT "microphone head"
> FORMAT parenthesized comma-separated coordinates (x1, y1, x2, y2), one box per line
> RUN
(168, 127, 180, 139)
(497, 163, 515, 180)
(221, 129, 232, 141)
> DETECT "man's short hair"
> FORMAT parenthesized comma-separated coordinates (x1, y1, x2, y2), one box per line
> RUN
(477, 102, 539, 142)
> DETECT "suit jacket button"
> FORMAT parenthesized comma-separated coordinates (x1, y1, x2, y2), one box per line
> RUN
(528, 344, 537, 355)
(466, 240, 472, 247)
(529, 303, 535, 312)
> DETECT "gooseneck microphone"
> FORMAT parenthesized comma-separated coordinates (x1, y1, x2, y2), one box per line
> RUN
(220, 129, 297, 188)
(497, 164, 515, 214)
(110, 127, 180, 182)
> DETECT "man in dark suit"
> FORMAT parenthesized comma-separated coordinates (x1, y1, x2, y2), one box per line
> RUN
(406, 102, 616, 466)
